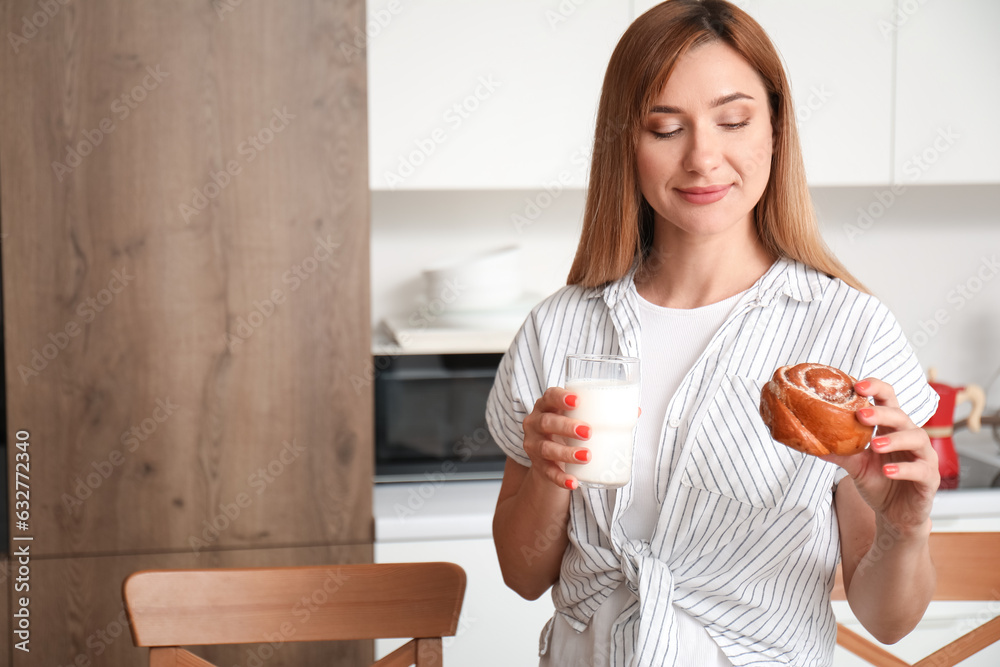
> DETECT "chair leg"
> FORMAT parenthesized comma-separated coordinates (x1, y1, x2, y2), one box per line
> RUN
(913, 615, 1000, 667)
(836, 624, 910, 667)
(373, 640, 417, 667)
(415, 638, 443, 667)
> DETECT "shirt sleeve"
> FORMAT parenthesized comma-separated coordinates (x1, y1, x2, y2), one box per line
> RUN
(485, 312, 544, 468)
(860, 302, 939, 427)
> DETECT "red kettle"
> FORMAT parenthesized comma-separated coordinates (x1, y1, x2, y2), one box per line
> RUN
(924, 369, 985, 489)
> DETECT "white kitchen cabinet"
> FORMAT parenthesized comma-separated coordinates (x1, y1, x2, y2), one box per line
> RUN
(631, 0, 896, 186)
(367, 0, 629, 190)
(743, 0, 895, 186)
(893, 0, 1000, 184)
(373, 480, 555, 665)
(375, 537, 555, 666)
(370, 1, 999, 191)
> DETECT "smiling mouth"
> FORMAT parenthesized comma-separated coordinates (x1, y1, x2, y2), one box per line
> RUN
(676, 184, 732, 204)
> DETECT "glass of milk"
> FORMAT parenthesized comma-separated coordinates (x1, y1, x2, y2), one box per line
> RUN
(563, 354, 640, 489)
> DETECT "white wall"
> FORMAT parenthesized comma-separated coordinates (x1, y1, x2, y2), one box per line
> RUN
(815, 185, 1000, 395)
(370, 188, 585, 330)
(371, 184, 1000, 399)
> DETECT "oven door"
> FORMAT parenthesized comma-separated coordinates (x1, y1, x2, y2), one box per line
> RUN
(374, 353, 508, 482)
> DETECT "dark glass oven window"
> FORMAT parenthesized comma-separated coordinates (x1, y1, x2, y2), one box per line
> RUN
(374, 354, 506, 477)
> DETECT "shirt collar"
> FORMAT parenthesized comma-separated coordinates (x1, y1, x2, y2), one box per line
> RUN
(583, 256, 827, 308)
(754, 256, 827, 306)
(593, 262, 640, 308)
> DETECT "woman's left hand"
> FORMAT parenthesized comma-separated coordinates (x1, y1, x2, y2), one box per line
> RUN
(821, 377, 940, 534)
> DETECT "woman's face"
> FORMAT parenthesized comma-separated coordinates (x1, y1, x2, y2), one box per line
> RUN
(635, 40, 773, 242)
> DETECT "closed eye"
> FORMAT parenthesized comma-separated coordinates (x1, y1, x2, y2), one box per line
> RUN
(652, 119, 750, 139)
(652, 128, 682, 139)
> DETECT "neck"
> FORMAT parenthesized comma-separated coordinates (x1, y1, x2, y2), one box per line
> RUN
(635, 216, 775, 309)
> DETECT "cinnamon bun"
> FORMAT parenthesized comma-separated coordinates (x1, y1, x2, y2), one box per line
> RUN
(759, 363, 874, 456)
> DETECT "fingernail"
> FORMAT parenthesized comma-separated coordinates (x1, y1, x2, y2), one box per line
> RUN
(565, 478, 578, 490)
(883, 464, 899, 476)
(855, 380, 871, 392)
(858, 408, 874, 419)
(871, 436, 890, 449)
(574, 425, 591, 440)
(565, 394, 578, 408)
(574, 449, 590, 462)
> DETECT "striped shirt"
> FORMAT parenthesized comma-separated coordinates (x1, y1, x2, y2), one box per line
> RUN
(486, 257, 939, 666)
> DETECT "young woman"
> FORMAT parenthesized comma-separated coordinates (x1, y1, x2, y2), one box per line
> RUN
(486, 1, 940, 665)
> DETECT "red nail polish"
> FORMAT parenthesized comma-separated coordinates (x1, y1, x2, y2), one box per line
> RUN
(565, 394, 578, 408)
(883, 464, 899, 476)
(565, 478, 577, 490)
(574, 425, 591, 440)
(871, 436, 890, 449)
(574, 449, 590, 462)
(855, 380, 871, 392)
(858, 408, 874, 419)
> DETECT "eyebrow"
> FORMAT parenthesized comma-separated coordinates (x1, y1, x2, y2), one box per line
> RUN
(650, 92, 755, 114)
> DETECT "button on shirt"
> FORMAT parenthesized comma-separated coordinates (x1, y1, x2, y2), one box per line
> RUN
(486, 258, 938, 667)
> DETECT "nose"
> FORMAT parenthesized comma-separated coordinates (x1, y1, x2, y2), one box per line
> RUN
(681, 124, 722, 175)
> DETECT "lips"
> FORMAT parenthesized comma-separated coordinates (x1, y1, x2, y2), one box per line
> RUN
(676, 184, 732, 205)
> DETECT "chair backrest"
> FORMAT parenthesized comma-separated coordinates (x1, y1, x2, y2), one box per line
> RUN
(831, 532, 1000, 667)
(123, 562, 466, 667)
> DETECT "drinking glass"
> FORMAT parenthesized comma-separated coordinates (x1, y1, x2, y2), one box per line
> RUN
(563, 354, 640, 489)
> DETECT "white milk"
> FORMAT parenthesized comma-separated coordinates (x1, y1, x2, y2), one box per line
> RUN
(563, 378, 640, 488)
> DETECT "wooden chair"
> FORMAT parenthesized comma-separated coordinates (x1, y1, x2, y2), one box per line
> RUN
(832, 532, 1000, 667)
(122, 562, 466, 667)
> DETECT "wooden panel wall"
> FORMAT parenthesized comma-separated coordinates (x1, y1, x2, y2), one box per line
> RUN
(31, 544, 373, 667)
(1, 0, 372, 663)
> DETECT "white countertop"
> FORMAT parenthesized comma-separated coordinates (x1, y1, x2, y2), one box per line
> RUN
(374, 482, 1000, 543)
(374, 435, 1000, 542)
(374, 479, 502, 542)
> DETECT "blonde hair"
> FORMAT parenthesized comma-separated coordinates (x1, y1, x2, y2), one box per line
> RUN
(567, 0, 866, 292)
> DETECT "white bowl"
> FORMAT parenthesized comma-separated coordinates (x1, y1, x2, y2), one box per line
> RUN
(422, 245, 522, 312)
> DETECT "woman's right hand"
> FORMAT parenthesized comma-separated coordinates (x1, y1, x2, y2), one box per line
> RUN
(521, 387, 591, 490)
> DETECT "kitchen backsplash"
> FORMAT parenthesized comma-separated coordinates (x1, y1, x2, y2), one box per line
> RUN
(371, 184, 1000, 394)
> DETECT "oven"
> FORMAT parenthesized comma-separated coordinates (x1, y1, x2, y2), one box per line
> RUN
(373, 352, 508, 482)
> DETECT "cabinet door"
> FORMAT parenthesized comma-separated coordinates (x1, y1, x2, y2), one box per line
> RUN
(0, 0, 372, 556)
(632, 0, 895, 186)
(739, 0, 894, 186)
(894, 0, 1000, 184)
(368, 0, 629, 189)
(375, 538, 555, 666)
